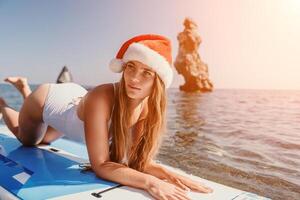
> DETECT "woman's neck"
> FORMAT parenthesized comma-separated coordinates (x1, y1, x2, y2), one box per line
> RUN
(127, 98, 143, 112)
(114, 82, 142, 112)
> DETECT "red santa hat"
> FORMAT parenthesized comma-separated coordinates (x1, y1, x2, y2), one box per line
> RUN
(109, 34, 173, 88)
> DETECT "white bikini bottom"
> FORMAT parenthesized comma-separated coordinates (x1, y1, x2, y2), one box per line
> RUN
(42, 83, 88, 143)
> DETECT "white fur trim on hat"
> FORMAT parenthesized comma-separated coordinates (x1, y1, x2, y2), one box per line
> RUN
(109, 58, 124, 73)
(122, 43, 173, 88)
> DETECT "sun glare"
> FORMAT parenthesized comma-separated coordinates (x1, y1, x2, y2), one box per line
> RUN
(282, 0, 300, 17)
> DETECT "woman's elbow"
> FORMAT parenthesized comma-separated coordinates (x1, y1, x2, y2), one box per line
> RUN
(93, 161, 122, 178)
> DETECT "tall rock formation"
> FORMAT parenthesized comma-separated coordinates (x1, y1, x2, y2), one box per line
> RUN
(174, 18, 213, 92)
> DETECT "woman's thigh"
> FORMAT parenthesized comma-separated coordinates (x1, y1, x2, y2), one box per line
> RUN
(18, 83, 50, 145)
(40, 126, 64, 144)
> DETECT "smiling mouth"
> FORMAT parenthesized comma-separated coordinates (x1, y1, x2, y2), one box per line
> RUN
(128, 84, 141, 90)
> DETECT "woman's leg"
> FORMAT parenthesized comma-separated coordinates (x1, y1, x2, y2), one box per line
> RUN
(4, 77, 32, 99)
(0, 98, 19, 135)
(0, 77, 36, 137)
(0, 77, 32, 135)
(1, 77, 63, 145)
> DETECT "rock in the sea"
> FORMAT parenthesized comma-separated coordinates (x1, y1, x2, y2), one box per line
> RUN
(56, 66, 73, 83)
(174, 18, 213, 92)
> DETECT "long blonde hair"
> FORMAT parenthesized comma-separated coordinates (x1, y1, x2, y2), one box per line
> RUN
(109, 73, 167, 171)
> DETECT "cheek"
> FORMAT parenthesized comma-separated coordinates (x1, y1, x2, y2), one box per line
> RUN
(141, 82, 154, 96)
(123, 73, 129, 82)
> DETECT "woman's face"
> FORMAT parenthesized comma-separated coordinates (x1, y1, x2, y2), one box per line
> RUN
(123, 60, 156, 99)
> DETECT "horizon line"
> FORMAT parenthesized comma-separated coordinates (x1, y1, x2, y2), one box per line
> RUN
(1, 83, 300, 91)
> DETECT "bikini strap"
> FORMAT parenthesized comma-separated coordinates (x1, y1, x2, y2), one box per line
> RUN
(112, 82, 116, 110)
(113, 82, 116, 95)
(110, 83, 116, 119)
(108, 83, 116, 139)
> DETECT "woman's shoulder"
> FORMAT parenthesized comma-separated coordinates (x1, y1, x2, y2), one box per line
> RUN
(90, 83, 114, 92)
(82, 83, 116, 116)
(86, 83, 115, 100)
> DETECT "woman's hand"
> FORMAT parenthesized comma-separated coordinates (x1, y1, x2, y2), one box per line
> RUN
(165, 173, 213, 194)
(146, 176, 191, 200)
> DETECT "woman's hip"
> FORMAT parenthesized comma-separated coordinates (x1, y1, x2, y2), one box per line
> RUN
(42, 83, 87, 133)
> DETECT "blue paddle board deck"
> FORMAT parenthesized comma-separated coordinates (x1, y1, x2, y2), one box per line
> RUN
(0, 128, 271, 200)
(0, 133, 118, 199)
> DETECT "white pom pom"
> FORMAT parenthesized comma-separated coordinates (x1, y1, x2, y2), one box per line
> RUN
(109, 58, 124, 73)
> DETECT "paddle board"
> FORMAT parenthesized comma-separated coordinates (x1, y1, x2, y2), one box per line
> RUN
(0, 125, 271, 200)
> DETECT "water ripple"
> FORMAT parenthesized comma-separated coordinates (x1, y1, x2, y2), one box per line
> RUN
(160, 89, 300, 200)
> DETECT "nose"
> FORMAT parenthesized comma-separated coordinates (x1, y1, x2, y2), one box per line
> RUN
(130, 71, 141, 83)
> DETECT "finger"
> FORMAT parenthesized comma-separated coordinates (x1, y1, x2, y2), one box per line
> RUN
(168, 194, 180, 200)
(173, 177, 194, 191)
(166, 180, 185, 193)
(199, 185, 213, 193)
(175, 185, 187, 194)
(175, 186, 189, 197)
(192, 184, 213, 193)
(160, 194, 168, 200)
(204, 186, 213, 193)
(186, 179, 213, 193)
(174, 190, 191, 200)
(175, 179, 190, 191)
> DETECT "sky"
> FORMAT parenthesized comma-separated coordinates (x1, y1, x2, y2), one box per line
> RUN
(0, 0, 300, 90)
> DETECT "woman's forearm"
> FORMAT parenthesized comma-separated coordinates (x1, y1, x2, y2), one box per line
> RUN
(143, 161, 170, 180)
(94, 161, 154, 190)
(143, 161, 186, 182)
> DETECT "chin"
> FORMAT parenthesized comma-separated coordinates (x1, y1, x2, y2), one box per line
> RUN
(125, 90, 139, 99)
(126, 93, 137, 99)
(126, 90, 146, 100)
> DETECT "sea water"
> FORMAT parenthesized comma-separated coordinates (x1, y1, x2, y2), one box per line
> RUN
(1, 84, 299, 200)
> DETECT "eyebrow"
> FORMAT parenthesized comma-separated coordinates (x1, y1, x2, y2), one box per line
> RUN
(144, 68, 155, 73)
(128, 61, 155, 73)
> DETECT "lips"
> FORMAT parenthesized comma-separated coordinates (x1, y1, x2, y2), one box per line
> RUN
(128, 84, 141, 90)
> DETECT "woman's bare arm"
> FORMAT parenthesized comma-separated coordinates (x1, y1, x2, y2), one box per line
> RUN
(83, 84, 190, 200)
(143, 160, 169, 180)
(83, 84, 153, 190)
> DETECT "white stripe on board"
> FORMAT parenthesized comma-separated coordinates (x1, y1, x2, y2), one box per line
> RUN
(12, 172, 31, 185)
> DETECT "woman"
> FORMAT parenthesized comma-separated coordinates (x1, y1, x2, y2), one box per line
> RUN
(0, 34, 213, 200)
